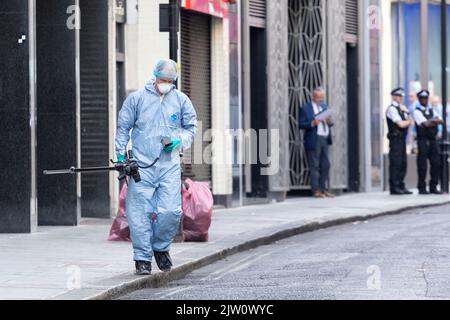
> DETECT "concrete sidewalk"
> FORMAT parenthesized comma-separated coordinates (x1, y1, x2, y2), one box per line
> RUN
(0, 192, 449, 300)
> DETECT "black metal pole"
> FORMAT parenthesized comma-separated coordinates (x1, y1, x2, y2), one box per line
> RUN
(43, 166, 117, 175)
(441, 0, 449, 193)
(169, 0, 180, 91)
(169, 0, 179, 63)
(170, 0, 183, 242)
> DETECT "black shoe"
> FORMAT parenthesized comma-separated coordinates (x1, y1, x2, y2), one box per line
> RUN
(390, 188, 405, 195)
(419, 189, 430, 195)
(430, 189, 443, 195)
(154, 251, 173, 272)
(401, 189, 413, 195)
(135, 261, 151, 275)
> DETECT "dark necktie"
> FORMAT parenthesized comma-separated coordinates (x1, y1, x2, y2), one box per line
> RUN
(317, 105, 327, 135)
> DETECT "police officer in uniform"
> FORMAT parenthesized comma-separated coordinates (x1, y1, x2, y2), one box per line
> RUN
(413, 90, 444, 195)
(386, 88, 414, 195)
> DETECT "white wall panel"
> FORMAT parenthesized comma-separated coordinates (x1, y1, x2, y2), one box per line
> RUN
(211, 17, 233, 195)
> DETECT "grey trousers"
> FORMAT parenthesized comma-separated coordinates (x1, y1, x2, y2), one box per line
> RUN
(307, 136, 331, 193)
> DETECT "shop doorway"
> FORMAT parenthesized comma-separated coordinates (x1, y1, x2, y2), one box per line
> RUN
(180, 10, 212, 183)
(248, 26, 268, 198)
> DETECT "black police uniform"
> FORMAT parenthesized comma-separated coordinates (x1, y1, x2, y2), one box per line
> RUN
(415, 91, 441, 193)
(387, 103, 409, 194)
(386, 88, 410, 195)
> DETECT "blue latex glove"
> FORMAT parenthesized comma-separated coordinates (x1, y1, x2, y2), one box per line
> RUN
(163, 139, 181, 152)
(117, 154, 126, 163)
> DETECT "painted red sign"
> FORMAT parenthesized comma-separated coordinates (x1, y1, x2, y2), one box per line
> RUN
(182, 0, 229, 18)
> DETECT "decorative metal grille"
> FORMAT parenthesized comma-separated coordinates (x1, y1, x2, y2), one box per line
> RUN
(288, 0, 325, 189)
(249, 0, 266, 20)
(249, 0, 266, 28)
(345, 0, 358, 37)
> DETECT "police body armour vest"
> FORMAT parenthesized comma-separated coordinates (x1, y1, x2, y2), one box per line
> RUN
(416, 107, 438, 140)
(387, 105, 408, 139)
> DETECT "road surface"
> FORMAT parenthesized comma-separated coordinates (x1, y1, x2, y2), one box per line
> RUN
(122, 204, 450, 300)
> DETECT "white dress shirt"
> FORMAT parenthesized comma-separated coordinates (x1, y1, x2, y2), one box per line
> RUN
(312, 102, 330, 137)
(386, 101, 403, 123)
(414, 105, 442, 126)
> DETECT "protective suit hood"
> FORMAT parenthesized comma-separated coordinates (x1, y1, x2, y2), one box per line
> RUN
(145, 80, 157, 93)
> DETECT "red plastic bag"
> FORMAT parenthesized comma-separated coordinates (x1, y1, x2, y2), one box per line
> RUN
(108, 183, 131, 242)
(182, 178, 214, 242)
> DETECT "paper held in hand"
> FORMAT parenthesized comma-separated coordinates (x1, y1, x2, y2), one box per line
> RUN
(315, 109, 335, 122)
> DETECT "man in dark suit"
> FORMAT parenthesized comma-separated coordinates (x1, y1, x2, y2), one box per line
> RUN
(299, 87, 335, 198)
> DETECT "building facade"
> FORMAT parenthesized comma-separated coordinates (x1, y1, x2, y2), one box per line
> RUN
(0, 0, 133, 232)
(239, 0, 381, 198)
(1, 0, 381, 233)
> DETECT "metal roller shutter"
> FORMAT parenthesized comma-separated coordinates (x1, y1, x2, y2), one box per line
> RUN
(249, 0, 266, 28)
(180, 10, 212, 183)
(79, 0, 110, 217)
(345, 0, 358, 44)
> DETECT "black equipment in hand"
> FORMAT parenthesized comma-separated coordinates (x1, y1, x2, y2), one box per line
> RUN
(43, 150, 159, 184)
(114, 151, 142, 183)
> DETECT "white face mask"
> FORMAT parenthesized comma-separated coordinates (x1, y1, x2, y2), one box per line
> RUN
(157, 83, 172, 95)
